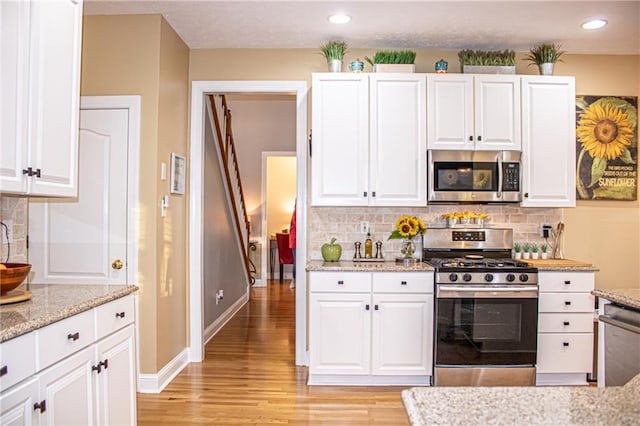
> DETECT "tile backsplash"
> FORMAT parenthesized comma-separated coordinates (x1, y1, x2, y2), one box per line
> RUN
(307, 205, 563, 260)
(0, 195, 28, 263)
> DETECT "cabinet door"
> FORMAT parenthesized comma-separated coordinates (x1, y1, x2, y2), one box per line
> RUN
(309, 292, 371, 375)
(95, 325, 136, 426)
(427, 74, 474, 150)
(474, 75, 521, 150)
(0, 0, 29, 193)
(371, 293, 433, 376)
(26, 0, 82, 196)
(311, 73, 369, 206)
(370, 74, 427, 206)
(0, 377, 39, 426)
(37, 346, 94, 426)
(521, 76, 576, 207)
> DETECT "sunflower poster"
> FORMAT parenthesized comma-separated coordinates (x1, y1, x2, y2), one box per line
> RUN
(576, 95, 638, 200)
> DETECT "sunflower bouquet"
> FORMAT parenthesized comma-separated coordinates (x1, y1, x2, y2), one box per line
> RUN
(388, 215, 427, 240)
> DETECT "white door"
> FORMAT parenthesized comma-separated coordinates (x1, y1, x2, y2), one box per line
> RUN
(29, 108, 129, 284)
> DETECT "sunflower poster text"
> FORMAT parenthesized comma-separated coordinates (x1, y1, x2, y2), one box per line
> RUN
(576, 95, 638, 201)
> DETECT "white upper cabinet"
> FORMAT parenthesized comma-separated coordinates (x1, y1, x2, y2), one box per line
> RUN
(0, 0, 82, 196)
(312, 73, 427, 207)
(521, 76, 576, 207)
(427, 74, 521, 151)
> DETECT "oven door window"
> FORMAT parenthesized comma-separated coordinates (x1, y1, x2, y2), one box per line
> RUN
(433, 161, 497, 191)
(436, 297, 538, 366)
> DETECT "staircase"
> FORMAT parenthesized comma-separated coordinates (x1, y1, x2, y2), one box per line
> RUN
(208, 94, 253, 285)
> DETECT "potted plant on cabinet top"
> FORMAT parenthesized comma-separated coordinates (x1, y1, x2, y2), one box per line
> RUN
(365, 50, 417, 73)
(458, 49, 516, 74)
(320, 41, 348, 73)
(524, 43, 565, 76)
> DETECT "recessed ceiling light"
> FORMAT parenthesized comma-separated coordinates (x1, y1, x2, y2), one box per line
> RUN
(328, 14, 351, 24)
(581, 19, 608, 30)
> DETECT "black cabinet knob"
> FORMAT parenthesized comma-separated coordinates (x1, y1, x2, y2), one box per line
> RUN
(34, 400, 47, 413)
(116, 311, 126, 318)
(564, 301, 572, 306)
(563, 321, 570, 326)
(337, 280, 344, 285)
(563, 342, 570, 347)
(67, 332, 80, 341)
(0, 365, 7, 377)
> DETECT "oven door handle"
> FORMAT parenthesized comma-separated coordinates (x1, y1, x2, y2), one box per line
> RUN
(437, 285, 539, 299)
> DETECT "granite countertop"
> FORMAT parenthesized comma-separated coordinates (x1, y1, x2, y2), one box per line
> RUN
(306, 259, 435, 272)
(0, 284, 138, 343)
(523, 258, 599, 272)
(592, 288, 640, 310)
(402, 374, 640, 425)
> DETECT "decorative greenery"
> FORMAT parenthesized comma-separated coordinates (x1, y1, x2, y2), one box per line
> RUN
(523, 242, 531, 253)
(524, 43, 565, 65)
(365, 50, 416, 65)
(514, 243, 522, 253)
(540, 244, 548, 253)
(458, 49, 516, 67)
(531, 243, 539, 253)
(388, 215, 427, 240)
(319, 41, 348, 62)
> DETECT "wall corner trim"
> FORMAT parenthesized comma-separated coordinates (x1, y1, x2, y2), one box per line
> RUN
(137, 348, 190, 393)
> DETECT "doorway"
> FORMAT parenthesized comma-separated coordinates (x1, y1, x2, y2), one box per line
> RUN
(189, 81, 308, 366)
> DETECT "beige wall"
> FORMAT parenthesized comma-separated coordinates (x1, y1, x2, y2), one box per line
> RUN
(266, 156, 297, 238)
(81, 15, 190, 373)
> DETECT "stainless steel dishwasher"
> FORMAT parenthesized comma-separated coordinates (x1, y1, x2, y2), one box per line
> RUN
(599, 303, 640, 386)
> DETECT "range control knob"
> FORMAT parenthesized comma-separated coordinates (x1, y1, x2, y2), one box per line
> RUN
(519, 274, 529, 282)
(506, 274, 516, 282)
(484, 274, 494, 282)
(463, 273, 472, 282)
(449, 273, 458, 282)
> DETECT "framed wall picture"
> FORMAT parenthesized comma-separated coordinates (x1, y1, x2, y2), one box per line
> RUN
(170, 153, 186, 194)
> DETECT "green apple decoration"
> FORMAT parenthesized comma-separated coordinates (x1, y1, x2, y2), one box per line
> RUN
(321, 237, 342, 262)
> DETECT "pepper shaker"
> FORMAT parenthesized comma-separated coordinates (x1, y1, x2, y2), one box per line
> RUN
(354, 242, 362, 259)
(375, 241, 383, 259)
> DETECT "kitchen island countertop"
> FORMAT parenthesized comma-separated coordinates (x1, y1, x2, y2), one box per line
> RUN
(306, 259, 434, 272)
(402, 373, 640, 425)
(593, 288, 640, 310)
(0, 284, 138, 342)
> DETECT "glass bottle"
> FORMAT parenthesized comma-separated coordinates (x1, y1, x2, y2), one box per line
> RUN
(364, 233, 373, 258)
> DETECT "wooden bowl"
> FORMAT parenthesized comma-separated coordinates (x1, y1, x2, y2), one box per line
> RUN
(0, 263, 31, 295)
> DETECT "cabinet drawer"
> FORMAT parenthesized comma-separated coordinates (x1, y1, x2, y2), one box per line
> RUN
(0, 333, 36, 391)
(538, 313, 594, 333)
(96, 295, 135, 340)
(310, 272, 371, 293)
(372, 272, 433, 294)
(538, 292, 594, 313)
(538, 272, 594, 293)
(36, 309, 95, 370)
(537, 333, 593, 373)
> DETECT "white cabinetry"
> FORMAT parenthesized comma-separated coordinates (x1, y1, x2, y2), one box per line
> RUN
(427, 74, 520, 150)
(309, 271, 433, 385)
(537, 271, 595, 385)
(0, 0, 82, 196)
(311, 73, 426, 206)
(0, 294, 137, 425)
(521, 76, 576, 207)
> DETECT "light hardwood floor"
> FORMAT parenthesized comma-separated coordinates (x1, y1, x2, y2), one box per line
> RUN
(137, 281, 410, 425)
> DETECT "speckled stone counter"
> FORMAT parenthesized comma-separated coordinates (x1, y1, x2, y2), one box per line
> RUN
(306, 259, 435, 272)
(523, 259, 599, 272)
(402, 373, 640, 425)
(593, 288, 640, 310)
(0, 284, 138, 342)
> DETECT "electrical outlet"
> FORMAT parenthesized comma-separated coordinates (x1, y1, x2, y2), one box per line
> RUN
(360, 221, 370, 234)
(540, 224, 553, 238)
(1, 220, 13, 244)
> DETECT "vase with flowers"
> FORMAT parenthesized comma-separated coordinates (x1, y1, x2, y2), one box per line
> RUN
(388, 215, 427, 263)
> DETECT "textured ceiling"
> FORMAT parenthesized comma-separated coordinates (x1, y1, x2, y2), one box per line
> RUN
(84, 0, 640, 54)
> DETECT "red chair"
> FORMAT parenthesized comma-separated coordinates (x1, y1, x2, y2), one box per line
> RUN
(275, 233, 294, 282)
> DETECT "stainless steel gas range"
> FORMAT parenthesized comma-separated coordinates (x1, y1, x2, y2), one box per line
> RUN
(423, 227, 539, 386)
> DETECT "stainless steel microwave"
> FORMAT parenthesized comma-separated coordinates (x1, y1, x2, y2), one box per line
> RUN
(428, 150, 522, 203)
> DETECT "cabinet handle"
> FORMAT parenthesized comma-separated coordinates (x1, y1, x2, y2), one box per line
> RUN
(524, 192, 529, 198)
(34, 400, 47, 413)
(372, 191, 376, 197)
(477, 135, 482, 142)
(400, 281, 408, 285)
(363, 191, 367, 197)
(116, 311, 126, 318)
(67, 332, 80, 341)
(468, 136, 473, 141)
(564, 301, 572, 306)
(564, 280, 571, 285)
(365, 304, 370, 311)
(92, 363, 102, 374)
(101, 359, 109, 370)
(563, 342, 570, 347)
(563, 321, 570, 326)
(374, 304, 379, 311)
(0, 365, 7, 377)
(337, 280, 344, 285)
(34, 168, 41, 178)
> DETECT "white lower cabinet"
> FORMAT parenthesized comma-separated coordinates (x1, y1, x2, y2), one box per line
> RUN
(309, 271, 433, 385)
(536, 271, 595, 385)
(0, 295, 136, 425)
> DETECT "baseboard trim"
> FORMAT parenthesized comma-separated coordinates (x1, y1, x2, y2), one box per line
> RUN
(203, 292, 249, 346)
(308, 374, 432, 386)
(137, 348, 190, 393)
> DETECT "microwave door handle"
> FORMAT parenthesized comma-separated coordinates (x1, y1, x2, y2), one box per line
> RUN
(497, 156, 503, 198)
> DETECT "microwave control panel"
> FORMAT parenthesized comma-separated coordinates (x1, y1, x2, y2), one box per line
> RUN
(502, 163, 520, 192)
